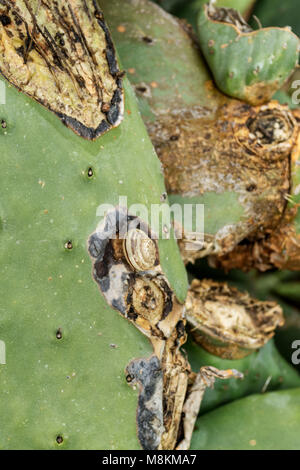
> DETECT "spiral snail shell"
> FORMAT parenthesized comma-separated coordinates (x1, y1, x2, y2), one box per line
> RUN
(123, 229, 157, 272)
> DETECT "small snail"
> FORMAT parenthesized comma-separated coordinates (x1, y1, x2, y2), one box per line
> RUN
(123, 229, 157, 272)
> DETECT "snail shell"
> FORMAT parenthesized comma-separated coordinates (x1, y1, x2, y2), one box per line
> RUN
(123, 229, 157, 272)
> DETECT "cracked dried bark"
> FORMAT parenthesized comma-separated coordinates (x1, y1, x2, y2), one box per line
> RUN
(0, 0, 124, 138)
(100, 0, 300, 266)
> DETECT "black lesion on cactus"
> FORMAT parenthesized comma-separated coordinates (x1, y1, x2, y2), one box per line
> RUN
(125, 356, 164, 450)
(0, 14, 11, 26)
(87, 207, 177, 341)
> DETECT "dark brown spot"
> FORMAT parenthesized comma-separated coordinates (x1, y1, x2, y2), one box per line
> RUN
(56, 435, 63, 445)
(135, 86, 147, 93)
(170, 135, 180, 142)
(160, 192, 167, 202)
(142, 36, 153, 44)
(87, 167, 94, 178)
(101, 103, 110, 113)
(55, 32, 65, 47)
(16, 45, 25, 57)
(75, 75, 85, 89)
(116, 70, 126, 79)
(65, 240, 73, 250)
(246, 184, 257, 192)
(1, 120, 7, 129)
(0, 15, 11, 27)
(126, 374, 133, 383)
(56, 328, 62, 340)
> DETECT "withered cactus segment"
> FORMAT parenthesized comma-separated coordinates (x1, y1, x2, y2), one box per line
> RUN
(101, 0, 300, 265)
(185, 279, 284, 359)
(177, 366, 243, 450)
(211, 109, 300, 272)
(158, 322, 190, 450)
(170, 101, 297, 262)
(210, 209, 300, 272)
(197, 1, 299, 105)
(0, 0, 124, 139)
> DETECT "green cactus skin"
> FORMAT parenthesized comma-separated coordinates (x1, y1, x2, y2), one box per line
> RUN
(197, 3, 299, 106)
(273, 90, 299, 110)
(0, 68, 188, 449)
(185, 337, 300, 415)
(190, 388, 300, 450)
(102, 0, 298, 264)
(101, 0, 215, 117)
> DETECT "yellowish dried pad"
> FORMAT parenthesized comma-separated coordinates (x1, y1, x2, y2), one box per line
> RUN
(0, 0, 124, 139)
(186, 279, 284, 359)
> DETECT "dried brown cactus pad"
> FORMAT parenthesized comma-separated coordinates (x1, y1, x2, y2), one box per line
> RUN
(152, 99, 297, 261)
(211, 207, 300, 272)
(186, 279, 284, 359)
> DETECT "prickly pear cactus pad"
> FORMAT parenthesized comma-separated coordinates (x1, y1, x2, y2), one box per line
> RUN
(197, 2, 299, 105)
(1, 0, 300, 453)
(0, 0, 124, 139)
(190, 388, 300, 450)
(0, 0, 190, 449)
(185, 337, 300, 415)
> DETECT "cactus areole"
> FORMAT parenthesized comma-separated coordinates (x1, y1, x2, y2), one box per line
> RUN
(0, 0, 124, 139)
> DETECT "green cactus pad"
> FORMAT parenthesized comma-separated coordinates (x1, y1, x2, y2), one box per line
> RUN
(190, 388, 300, 449)
(185, 337, 300, 415)
(0, 67, 188, 449)
(197, 2, 299, 105)
(101, 0, 217, 117)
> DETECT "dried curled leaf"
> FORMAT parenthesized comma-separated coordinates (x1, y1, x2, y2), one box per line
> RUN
(0, 0, 124, 139)
(198, 1, 299, 105)
(177, 366, 243, 450)
(186, 279, 284, 359)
